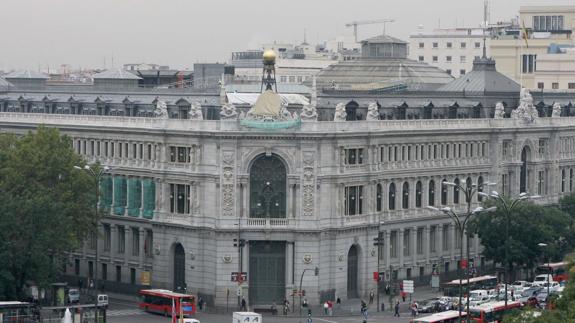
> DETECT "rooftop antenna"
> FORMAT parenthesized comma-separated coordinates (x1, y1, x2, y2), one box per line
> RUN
(482, 0, 489, 58)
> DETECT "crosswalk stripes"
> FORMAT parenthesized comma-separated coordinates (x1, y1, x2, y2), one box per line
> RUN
(106, 309, 146, 317)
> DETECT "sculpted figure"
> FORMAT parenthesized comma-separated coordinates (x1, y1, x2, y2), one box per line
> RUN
(300, 103, 318, 121)
(552, 102, 562, 118)
(189, 102, 203, 120)
(334, 103, 347, 121)
(366, 102, 380, 121)
(494, 102, 505, 119)
(154, 100, 169, 119)
(220, 102, 238, 120)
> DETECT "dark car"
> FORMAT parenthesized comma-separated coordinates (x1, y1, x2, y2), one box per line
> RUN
(418, 298, 448, 313)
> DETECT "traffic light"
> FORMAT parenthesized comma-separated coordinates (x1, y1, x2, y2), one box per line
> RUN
(314, 267, 319, 276)
(373, 236, 383, 246)
(233, 239, 246, 247)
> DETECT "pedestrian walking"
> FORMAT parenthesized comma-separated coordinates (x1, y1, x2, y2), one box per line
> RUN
(241, 297, 247, 311)
(394, 301, 400, 317)
(302, 298, 308, 308)
(198, 297, 204, 311)
(401, 290, 406, 302)
(327, 300, 333, 315)
(369, 290, 374, 305)
(323, 301, 329, 315)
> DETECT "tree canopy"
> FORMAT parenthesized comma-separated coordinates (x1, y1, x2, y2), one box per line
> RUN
(470, 198, 574, 274)
(0, 127, 97, 300)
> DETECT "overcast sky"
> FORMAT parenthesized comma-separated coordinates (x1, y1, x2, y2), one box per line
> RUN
(0, 0, 572, 71)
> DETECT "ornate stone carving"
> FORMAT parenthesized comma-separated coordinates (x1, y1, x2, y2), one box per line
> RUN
(512, 88, 539, 123)
(153, 100, 169, 119)
(366, 102, 380, 121)
(302, 151, 315, 216)
(302, 184, 314, 216)
(221, 151, 235, 217)
(494, 102, 505, 119)
(552, 102, 562, 118)
(222, 151, 234, 165)
(334, 103, 347, 121)
(220, 103, 238, 120)
(189, 102, 203, 120)
(221, 184, 234, 216)
(300, 103, 318, 121)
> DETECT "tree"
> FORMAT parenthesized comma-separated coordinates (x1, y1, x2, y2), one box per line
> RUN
(470, 199, 574, 279)
(0, 127, 97, 300)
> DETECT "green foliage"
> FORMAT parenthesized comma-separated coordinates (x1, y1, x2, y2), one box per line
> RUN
(0, 127, 96, 300)
(470, 198, 574, 271)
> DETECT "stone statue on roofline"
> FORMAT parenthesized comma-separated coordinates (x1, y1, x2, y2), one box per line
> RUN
(552, 102, 562, 118)
(189, 102, 203, 120)
(300, 103, 318, 121)
(366, 102, 380, 121)
(494, 102, 505, 119)
(220, 102, 238, 120)
(154, 100, 169, 119)
(334, 103, 347, 121)
(512, 88, 538, 123)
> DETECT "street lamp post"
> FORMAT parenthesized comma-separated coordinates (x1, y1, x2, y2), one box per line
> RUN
(427, 180, 496, 323)
(478, 191, 539, 308)
(298, 267, 318, 322)
(537, 243, 550, 309)
(74, 164, 110, 320)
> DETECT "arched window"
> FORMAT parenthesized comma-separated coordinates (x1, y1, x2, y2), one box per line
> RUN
(428, 180, 435, 206)
(465, 177, 472, 203)
(249, 155, 287, 218)
(402, 182, 409, 209)
(376, 184, 383, 212)
(441, 179, 448, 205)
(389, 183, 396, 210)
(415, 181, 422, 208)
(453, 178, 460, 204)
(477, 176, 484, 202)
(562, 169, 566, 193)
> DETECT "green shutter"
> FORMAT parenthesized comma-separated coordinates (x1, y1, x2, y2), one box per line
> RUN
(143, 179, 156, 219)
(128, 178, 142, 217)
(113, 176, 127, 215)
(99, 176, 113, 210)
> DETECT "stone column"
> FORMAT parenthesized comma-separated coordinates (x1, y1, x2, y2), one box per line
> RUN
(139, 228, 145, 265)
(398, 229, 404, 267)
(412, 226, 417, 265)
(425, 225, 431, 264)
(437, 224, 444, 257)
(124, 226, 131, 263)
(110, 225, 118, 259)
(384, 230, 391, 272)
(449, 224, 456, 260)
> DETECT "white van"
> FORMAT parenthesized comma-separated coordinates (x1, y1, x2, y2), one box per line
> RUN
(469, 290, 489, 299)
(533, 274, 552, 286)
(97, 294, 108, 307)
(68, 288, 80, 304)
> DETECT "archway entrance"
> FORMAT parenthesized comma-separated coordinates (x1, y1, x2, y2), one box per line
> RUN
(520, 146, 531, 193)
(249, 155, 287, 218)
(248, 241, 286, 305)
(173, 243, 186, 292)
(345, 101, 358, 121)
(347, 245, 359, 298)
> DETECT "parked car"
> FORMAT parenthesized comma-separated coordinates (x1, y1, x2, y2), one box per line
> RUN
(468, 295, 490, 307)
(532, 274, 552, 286)
(518, 287, 542, 305)
(510, 281, 532, 294)
(68, 288, 80, 304)
(97, 294, 108, 308)
(540, 281, 561, 293)
(418, 298, 449, 313)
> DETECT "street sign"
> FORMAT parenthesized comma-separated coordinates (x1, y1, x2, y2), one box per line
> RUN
(231, 272, 248, 282)
(403, 280, 414, 293)
(431, 276, 440, 288)
(236, 287, 242, 296)
(373, 272, 379, 282)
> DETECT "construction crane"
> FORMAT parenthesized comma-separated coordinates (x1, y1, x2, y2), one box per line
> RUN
(345, 19, 395, 42)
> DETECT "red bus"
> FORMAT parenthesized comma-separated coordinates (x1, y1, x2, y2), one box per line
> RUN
(413, 310, 467, 323)
(442, 275, 498, 297)
(469, 300, 522, 322)
(537, 262, 568, 283)
(139, 289, 196, 317)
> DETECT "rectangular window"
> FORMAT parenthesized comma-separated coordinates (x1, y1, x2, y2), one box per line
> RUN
(90, 141, 95, 156)
(75, 259, 80, 276)
(568, 83, 575, 89)
(433, 42, 438, 48)
(345, 148, 365, 165)
(170, 146, 191, 163)
(96, 141, 101, 156)
(117, 225, 125, 254)
(475, 42, 481, 49)
(538, 170, 546, 195)
(446, 42, 452, 49)
(419, 42, 424, 49)
(522, 54, 537, 74)
(417, 228, 424, 254)
(119, 142, 123, 158)
(132, 227, 140, 256)
(147, 144, 152, 160)
(539, 138, 548, 156)
(88, 261, 94, 279)
(552, 82, 559, 89)
(446, 56, 452, 62)
(133, 143, 137, 159)
(103, 224, 111, 252)
(432, 56, 438, 63)
(460, 56, 466, 63)
(390, 231, 398, 258)
(538, 82, 544, 89)
(116, 266, 122, 282)
(170, 184, 191, 214)
(344, 185, 364, 215)
(442, 224, 450, 251)
(102, 263, 108, 281)
(418, 56, 424, 62)
(446, 69, 451, 76)
(130, 268, 136, 285)
(460, 69, 466, 75)
(460, 42, 466, 49)
(430, 226, 436, 252)
(105, 142, 109, 157)
(403, 229, 411, 256)
(144, 229, 153, 258)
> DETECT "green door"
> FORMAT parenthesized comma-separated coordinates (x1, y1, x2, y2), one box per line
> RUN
(249, 241, 286, 305)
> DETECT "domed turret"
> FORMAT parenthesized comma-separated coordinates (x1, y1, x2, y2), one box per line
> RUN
(263, 49, 276, 65)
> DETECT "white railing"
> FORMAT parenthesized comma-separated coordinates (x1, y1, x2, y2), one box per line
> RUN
(4, 112, 575, 134)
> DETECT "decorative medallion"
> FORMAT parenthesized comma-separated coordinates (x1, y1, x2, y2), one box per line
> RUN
(303, 254, 313, 264)
(370, 248, 376, 257)
(338, 255, 344, 262)
(222, 255, 232, 263)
